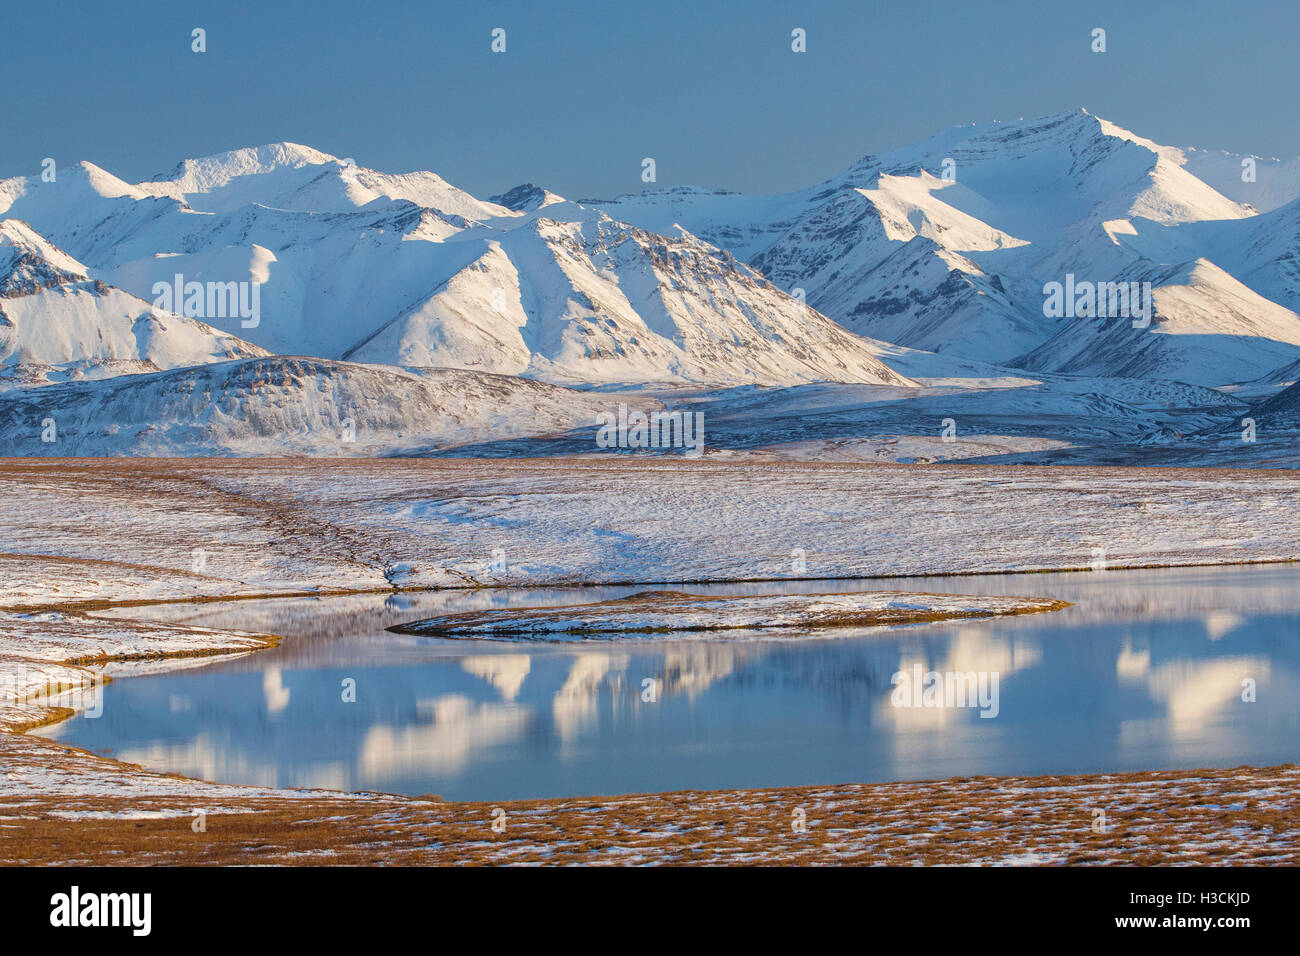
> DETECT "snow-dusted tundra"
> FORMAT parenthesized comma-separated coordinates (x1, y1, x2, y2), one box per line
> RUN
(2, 458, 1300, 864)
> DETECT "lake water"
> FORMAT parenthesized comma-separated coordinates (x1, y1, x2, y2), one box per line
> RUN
(36, 564, 1300, 801)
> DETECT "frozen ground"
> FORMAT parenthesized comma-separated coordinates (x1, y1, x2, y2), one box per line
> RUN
(2, 457, 1298, 864)
(5, 459, 1300, 608)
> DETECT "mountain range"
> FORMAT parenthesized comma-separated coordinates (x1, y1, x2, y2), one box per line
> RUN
(3, 108, 1300, 460)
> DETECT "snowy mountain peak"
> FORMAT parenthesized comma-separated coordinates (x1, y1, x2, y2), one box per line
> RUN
(0, 219, 88, 294)
(0, 161, 149, 218)
(144, 142, 340, 192)
(489, 183, 565, 213)
(131, 144, 515, 222)
(71, 161, 148, 200)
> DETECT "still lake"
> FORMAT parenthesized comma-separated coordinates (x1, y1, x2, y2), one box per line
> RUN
(36, 564, 1300, 801)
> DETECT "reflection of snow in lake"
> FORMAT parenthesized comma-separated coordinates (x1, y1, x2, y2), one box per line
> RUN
(39, 563, 1300, 802)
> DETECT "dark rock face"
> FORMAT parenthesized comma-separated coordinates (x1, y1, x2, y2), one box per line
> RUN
(489, 184, 547, 212)
(0, 252, 84, 298)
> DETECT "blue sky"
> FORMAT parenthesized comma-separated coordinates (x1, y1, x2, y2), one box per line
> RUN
(4, 0, 1298, 198)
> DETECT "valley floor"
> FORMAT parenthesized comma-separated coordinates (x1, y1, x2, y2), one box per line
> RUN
(2, 457, 1299, 865)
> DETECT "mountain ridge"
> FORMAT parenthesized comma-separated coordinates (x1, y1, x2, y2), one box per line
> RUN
(5, 110, 1300, 399)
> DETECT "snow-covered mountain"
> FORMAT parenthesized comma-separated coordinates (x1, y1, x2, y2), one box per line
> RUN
(594, 110, 1300, 384)
(9, 112, 1300, 393)
(1014, 259, 1300, 386)
(341, 210, 912, 386)
(0, 219, 264, 388)
(0, 148, 912, 388)
(0, 356, 650, 456)
(5, 109, 1300, 460)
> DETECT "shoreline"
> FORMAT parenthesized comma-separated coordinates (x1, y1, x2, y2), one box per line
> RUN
(5, 722, 1297, 865)
(7, 580, 1075, 731)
